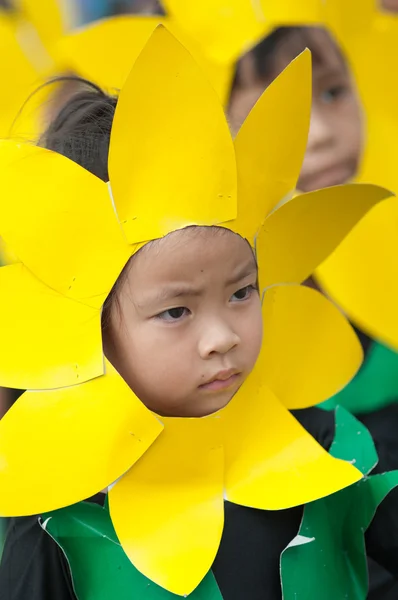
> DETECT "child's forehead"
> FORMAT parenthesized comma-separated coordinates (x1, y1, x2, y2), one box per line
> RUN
(143, 226, 247, 253)
(256, 27, 349, 83)
(304, 29, 349, 77)
(131, 227, 256, 275)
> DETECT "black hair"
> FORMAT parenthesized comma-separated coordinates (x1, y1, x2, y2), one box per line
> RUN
(39, 76, 117, 182)
(0, 0, 14, 11)
(233, 26, 342, 90)
(252, 27, 315, 80)
(112, 0, 165, 16)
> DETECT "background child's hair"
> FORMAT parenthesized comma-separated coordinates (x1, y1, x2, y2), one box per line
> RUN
(39, 77, 117, 181)
(233, 26, 344, 90)
(0, 0, 14, 11)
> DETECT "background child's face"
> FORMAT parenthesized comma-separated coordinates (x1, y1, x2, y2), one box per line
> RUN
(228, 28, 364, 192)
(295, 29, 363, 192)
(103, 228, 263, 418)
(381, 0, 398, 12)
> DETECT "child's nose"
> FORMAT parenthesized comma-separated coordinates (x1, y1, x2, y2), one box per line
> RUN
(306, 107, 334, 152)
(198, 321, 240, 359)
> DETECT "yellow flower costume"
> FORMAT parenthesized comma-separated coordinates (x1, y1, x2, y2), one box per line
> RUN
(0, 0, 74, 139)
(54, 0, 270, 105)
(0, 27, 392, 595)
(260, 0, 398, 350)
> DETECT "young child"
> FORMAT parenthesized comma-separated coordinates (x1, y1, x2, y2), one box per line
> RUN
(0, 30, 398, 600)
(229, 26, 398, 600)
(229, 26, 363, 193)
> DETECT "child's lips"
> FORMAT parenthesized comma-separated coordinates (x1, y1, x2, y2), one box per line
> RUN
(199, 370, 241, 392)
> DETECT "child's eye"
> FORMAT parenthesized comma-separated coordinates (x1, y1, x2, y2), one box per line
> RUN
(321, 84, 348, 104)
(231, 285, 256, 302)
(156, 307, 190, 322)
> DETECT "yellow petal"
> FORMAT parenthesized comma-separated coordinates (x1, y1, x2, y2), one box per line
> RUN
(259, 3, 398, 349)
(55, 16, 163, 91)
(259, 285, 363, 409)
(20, 0, 72, 48)
(0, 263, 103, 390)
(257, 184, 392, 288)
(164, 0, 269, 63)
(260, 0, 326, 23)
(316, 197, 398, 350)
(166, 19, 235, 105)
(223, 384, 362, 509)
(56, 15, 233, 105)
(0, 360, 162, 516)
(109, 417, 224, 596)
(231, 51, 311, 242)
(0, 142, 130, 309)
(0, 16, 43, 137)
(108, 25, 237, 245)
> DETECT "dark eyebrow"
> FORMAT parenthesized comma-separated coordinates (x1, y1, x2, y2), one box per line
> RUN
(138, 285, 203, 309)
(155, 286, 203, 302)
(313, 65, 349, 81)
(139, 259, 258, 309)
(224, 259, 258, 287)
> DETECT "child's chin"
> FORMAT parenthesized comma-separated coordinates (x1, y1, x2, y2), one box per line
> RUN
(152, 390, 238, 419)
(194, 394, 236, 418)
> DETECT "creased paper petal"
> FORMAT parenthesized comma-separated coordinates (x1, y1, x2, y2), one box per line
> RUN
(328, 406, 378, 477)
(231, 50, 311, 242)
(259, 3, 398, 352)
(281, 407, 398, 600)
(281, 471, 398, 600)
(223, 385, 362, 510)
(55, 16, 163, 91)
(56, 16, 233, 105)
(43, 502, 224, 600)
(109, 417, 224, 596)
(108, 25, 237, 245)
(316, 198, 398, 350)
(0, 263, 102, 390)
(0, 142, 130, 309)
(257, 184, 392, 288)
(0, 360, 162, 516)
(260, 285, 363, 409)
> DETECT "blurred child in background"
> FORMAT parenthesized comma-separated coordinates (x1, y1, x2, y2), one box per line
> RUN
(229, 26, 363, 192)
(229, 26, 398, 600)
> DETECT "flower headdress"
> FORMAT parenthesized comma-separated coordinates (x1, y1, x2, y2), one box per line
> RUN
(260, 0, 398, 349)
(54, 0, 271, 104)
(0, 27, 392, 594)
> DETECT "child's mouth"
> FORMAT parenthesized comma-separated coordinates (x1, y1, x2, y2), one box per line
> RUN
(199, 371, 241, 392)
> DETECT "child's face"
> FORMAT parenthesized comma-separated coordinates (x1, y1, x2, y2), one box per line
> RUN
(229, 28, 364, 192)
(103, 228, 262, 418)
(296, 29, 363, 192)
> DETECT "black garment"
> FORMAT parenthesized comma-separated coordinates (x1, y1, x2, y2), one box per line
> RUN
(342, 330, 398, 599)
(1, 407, 398, 600)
